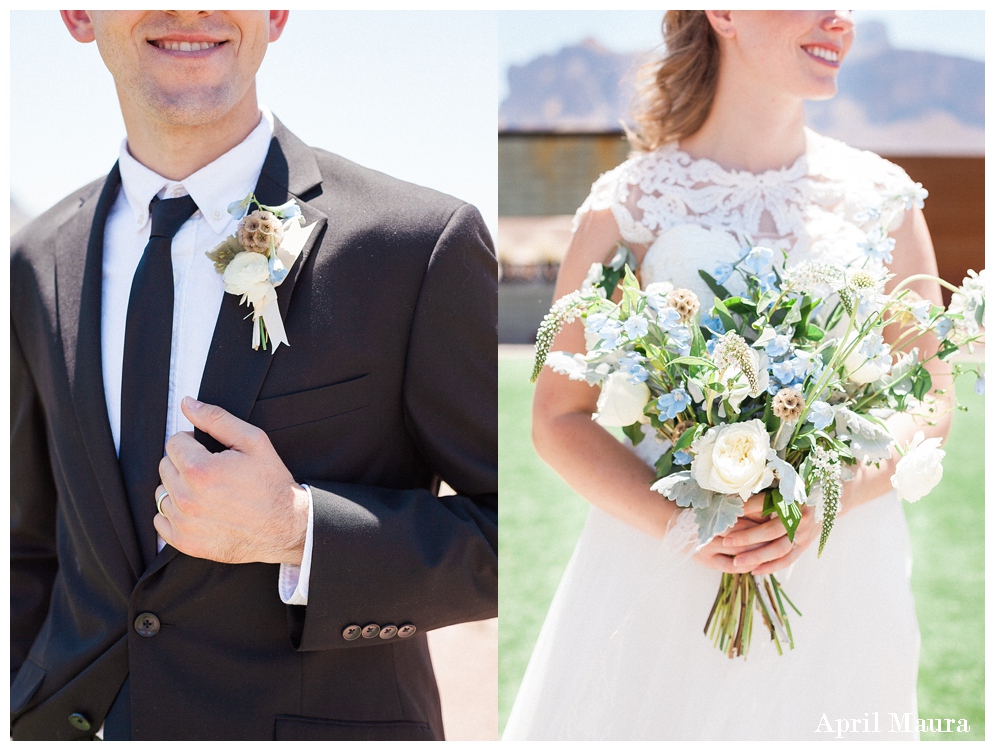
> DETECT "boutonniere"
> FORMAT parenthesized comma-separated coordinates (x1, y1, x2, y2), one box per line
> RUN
(206, 193, 316, 352)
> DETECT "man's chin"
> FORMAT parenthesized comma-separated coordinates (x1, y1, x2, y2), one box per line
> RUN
(143, 89, 242, 128)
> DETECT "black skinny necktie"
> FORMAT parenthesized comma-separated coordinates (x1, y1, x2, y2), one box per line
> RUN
(119, 194, 199, 563)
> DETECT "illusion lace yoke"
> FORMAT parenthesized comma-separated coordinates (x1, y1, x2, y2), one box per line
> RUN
(574, 129, 927, 299)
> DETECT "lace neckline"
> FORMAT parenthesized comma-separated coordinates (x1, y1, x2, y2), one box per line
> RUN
(666, 128, 818, 183)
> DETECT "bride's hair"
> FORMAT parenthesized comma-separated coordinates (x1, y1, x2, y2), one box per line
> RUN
(628, 10, 720, 152)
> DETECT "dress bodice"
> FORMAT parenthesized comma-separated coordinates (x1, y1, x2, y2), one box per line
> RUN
(574, 129, 927, 301)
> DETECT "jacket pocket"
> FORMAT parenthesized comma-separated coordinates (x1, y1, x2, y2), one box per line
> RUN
(250, 374, 371, 432)
(10, 658, 45, 714)
(273, 714, 436, 741)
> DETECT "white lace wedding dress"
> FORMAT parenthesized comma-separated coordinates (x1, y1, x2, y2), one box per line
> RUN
(503, 130, 923, 741)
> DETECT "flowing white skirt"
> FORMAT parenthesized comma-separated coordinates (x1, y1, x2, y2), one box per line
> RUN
(503, 492, 920, 741)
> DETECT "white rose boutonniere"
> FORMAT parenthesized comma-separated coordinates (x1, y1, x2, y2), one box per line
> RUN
(891, 431, 945, 502)
(691, 419, 776, 501)
(206, 193, 316, 352)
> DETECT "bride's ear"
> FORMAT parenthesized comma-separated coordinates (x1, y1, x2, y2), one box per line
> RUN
(704, 11, 736, 39)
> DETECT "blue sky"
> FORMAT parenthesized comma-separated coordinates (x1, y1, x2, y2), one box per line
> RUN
(10, 11, 499, 230)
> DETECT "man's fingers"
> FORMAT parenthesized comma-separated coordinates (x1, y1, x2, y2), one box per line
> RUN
(180, 396, 266, 453)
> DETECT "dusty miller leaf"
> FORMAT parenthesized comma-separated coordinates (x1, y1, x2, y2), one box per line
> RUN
(693, 494, 745, 548)
(650, 471, 715, 509)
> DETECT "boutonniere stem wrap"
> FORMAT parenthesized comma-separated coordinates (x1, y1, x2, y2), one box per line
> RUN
(207, 193, 316, 352)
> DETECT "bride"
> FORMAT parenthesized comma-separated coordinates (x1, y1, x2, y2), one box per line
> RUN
(504, 10, 950, 741)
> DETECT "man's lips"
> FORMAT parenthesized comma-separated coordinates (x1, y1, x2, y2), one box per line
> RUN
(802, 44, 841, 66)
(150, 39, 226, 52)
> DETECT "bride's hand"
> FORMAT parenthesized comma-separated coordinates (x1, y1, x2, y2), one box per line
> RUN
(720, 500, 820, 576)
(692, 493, 770, 572)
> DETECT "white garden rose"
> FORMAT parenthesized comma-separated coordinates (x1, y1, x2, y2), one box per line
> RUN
(223, 251, 274, 307)
(594, 371, 650, 427)
(691, 419, 775, 501)
(891, 431, 945, 502)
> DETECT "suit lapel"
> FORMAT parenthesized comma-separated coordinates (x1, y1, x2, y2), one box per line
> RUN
(57, 164, 145, 580)
(195, 119, 327, 451)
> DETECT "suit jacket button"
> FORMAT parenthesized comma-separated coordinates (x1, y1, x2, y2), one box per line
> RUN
(397, 623, 417, 638)
(68, 713, 92, 731)
(342, 625, 362, 641)
(361, 623, 381, 639)
(134, 612, 160, 637)
(379, 624, 398, 639)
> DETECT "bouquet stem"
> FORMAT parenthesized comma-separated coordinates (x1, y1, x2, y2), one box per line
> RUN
(704, 573, 800, 658)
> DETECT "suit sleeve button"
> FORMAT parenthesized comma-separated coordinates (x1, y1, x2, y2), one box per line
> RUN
(361, 623, 381, 639)
(397, 623, 417, 638)
(379, 624, 398, 639)
(68, 713, 92, 731)
(134, 613, 160, 637)
(342, 624, 362, 641)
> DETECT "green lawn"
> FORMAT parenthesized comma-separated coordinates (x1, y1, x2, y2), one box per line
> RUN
(498, 348, 984, 739)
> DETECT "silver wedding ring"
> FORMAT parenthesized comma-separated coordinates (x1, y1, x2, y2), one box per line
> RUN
(155, 489, 169, 516)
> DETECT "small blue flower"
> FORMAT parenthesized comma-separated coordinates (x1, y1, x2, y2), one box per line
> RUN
(657, 388, 691, 419)
(586, 313, 609, 333)
(712, 263, 734, 285)
(623, 315, 649, 339)
(807, 401, 834, 430)
(933, 316, 953, 339)
(599, 320, 624, 349)
(666, 326, 692, 354)
(706, 338, 718, 355)
(656, 308, 683, 332)
(267, 199, 302, 220)
(645, 293, 668, 312)
(765, 334, 791, 359)
(859, 332, 886, 358)
(975, 374, 985, 395)
(910, 299, 933, 324)
(741, 246, 775, 275)
(673, 449, 692, 466)
(268, 254, 289, 286)
(756, 271, 780, 295)
(859, 228, 895, 264)
(772, 360, 795, 384)
(227, 196, 253, 220)
(700, 310, 726, 335)
(625, 365, 649, 383)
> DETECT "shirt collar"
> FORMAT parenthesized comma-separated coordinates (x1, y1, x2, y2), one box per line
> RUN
(118, 106, 275, 235)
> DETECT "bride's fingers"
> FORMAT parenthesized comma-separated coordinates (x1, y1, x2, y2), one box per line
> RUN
(741, 492, 771, 522)
(752, 544, 805, 576)
(731, 536, 794, 570)
(721, 517, 785, 548)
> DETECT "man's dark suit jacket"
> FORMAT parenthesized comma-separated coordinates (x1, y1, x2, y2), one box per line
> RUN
(10, 119, 498, 740)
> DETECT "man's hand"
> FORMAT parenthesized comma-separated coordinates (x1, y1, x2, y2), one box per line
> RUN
(153, 396, 309, 566)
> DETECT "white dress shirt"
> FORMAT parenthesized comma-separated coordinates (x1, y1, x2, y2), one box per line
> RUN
(101, 107, 313, 605)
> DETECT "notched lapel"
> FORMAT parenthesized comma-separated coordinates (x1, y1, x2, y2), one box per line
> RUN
(196, 122, 328, 453)
(56, 164, 144, 580)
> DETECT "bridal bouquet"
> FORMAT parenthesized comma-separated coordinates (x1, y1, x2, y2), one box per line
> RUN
(532, 243, 984, 658)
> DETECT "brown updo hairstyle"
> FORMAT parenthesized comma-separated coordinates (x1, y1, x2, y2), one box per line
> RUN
(628, 10, 720, 152)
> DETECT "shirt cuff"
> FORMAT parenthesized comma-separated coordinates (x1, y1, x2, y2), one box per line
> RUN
(278, 484, 314, 605)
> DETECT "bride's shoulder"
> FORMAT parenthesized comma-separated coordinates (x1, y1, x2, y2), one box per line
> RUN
(805, 129, 919, 195)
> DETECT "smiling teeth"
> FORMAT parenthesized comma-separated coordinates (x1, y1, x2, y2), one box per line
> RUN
(806, 46, 839, 62)
(157, 41, 220, 51)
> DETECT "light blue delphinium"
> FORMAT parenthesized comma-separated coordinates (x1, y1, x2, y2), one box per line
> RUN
(673, 449, 692, 466)
(713, 262, 734, 285)
(933, 316, 954, 339)
(772, 360, 796, 384)
(599, 320, 624, 349)
(666, 326, 692, 355)
(656, 307, 683, 332)
(859, 332, 887, 359)
(586, 312, 609, 334)
(741, 246, 775, 275)
(620, 354, 649, 384)
(700, 310, 726, 335)
(975, 373, 985, 395)
(859, 227, 896, 264)
(910, 299, 933, 324)
(623, 315, 649, 339)
(807, 401, 834, 430)
(227, 195, 253, 220)
(756, 271, 780, 296)
(765, 334, 792, 359)
(657, 388, 691, 419)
